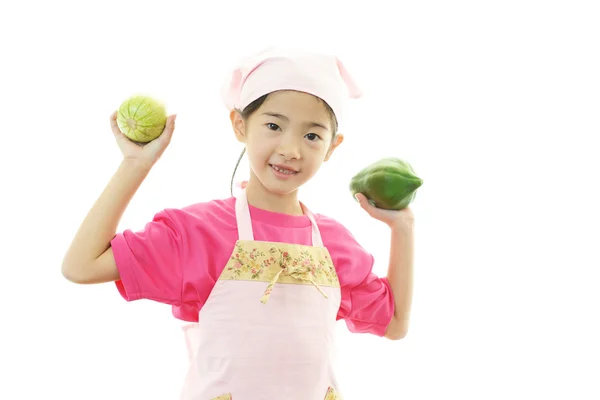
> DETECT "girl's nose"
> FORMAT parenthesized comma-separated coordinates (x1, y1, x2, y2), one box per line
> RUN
(276, 134, 301, 160)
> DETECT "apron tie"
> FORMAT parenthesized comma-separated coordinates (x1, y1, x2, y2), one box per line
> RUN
(260, 246, 329, 304)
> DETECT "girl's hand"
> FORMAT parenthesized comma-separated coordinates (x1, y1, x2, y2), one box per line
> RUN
(355, 193, 415, 231)
(110, 111, 177, 169)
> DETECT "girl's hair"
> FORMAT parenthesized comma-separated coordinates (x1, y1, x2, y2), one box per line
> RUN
(229, 92, 339, 196)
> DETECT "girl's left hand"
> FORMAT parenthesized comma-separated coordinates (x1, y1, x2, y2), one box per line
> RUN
(355, 193, 415, 230)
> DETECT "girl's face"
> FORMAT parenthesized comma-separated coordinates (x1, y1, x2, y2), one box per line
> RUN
(232, 90, 343, 197)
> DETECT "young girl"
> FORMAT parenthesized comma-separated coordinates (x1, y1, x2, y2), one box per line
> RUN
(61, 47, 415, 400)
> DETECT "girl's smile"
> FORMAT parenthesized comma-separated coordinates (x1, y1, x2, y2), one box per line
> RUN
(269, 163, 299, 179)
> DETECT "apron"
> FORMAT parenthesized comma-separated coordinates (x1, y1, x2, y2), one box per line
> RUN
(180, 189, 344, 400)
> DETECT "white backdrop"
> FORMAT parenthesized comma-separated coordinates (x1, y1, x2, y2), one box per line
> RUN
(1, 0, 599, 399)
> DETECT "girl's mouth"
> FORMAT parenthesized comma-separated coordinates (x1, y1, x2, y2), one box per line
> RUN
(270, 164, 298, 176)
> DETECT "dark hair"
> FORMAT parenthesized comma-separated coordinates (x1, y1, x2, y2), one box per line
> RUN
(229, 92, 339, 196)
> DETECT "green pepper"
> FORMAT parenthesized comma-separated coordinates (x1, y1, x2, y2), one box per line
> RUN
(349, 157, 423, 210)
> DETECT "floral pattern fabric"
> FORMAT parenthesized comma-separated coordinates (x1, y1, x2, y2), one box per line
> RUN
(221, 240, 340, 303)
(324, 386, 343, 399)
(210, 394, 231, 400)
(209, 386, 341, 400)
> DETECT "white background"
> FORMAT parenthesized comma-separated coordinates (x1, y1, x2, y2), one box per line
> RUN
(1, 0, 599, 398)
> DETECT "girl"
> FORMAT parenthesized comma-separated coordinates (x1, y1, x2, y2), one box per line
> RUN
(61, 47, 415, 400)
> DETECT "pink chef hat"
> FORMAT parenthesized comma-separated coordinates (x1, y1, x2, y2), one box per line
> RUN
(221, 47, 363, 127)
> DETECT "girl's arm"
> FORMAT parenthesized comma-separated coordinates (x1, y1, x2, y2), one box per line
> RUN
(61, 159, 151, 284)
(354, 192, 415, 340)
(61, 112, 176, 284)
(384, 223, 415, 340)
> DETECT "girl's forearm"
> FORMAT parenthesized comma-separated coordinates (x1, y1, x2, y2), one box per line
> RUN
(61, 158, 151, 274)
(385, 223, 415, 339)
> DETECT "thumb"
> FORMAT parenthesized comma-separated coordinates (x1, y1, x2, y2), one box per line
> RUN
(355, 193, 380, 216)
(354, 193, 369, 210)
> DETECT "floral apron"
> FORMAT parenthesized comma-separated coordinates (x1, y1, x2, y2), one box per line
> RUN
(180, 189, 343, 399)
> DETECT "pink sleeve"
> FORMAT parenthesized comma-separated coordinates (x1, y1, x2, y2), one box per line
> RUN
(326, 222, 395, 337)
(110, 208, 185, 305)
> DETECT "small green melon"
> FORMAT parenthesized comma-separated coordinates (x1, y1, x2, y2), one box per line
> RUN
(117, 95, 167, 143)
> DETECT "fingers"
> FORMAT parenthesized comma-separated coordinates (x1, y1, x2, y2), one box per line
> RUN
(355, 193, 367, 207)
(157, 114, 177, 144)
(355, 193, 369, 210)
(110, 111, 124, 138)
(355, 193, 377, 216)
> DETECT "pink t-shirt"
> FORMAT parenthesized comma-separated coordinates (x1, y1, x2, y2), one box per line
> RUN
(111, 196, 395, 337)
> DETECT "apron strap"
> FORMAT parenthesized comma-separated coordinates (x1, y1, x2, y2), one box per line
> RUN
(235, 189, 255, 241)
(235, 189, 324, 247)
(301, 203, 323, 247)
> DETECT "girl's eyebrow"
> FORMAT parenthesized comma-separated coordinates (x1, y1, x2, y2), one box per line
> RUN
(262, 112, 329, 131)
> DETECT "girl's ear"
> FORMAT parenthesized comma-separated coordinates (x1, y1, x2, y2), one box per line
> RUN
(230, 110, 247, 143)
(324, 133, 344, 161)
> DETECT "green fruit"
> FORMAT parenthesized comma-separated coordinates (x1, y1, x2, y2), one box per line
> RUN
(117, 95, 167, 143)
(349, 157, 423, 210)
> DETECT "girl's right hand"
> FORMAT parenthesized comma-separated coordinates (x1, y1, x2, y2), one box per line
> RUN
(110, 111, 177, 169)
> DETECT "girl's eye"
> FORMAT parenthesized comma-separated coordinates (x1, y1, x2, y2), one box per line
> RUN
(305, 133, 321, 141)
(267, 123, 280, 131)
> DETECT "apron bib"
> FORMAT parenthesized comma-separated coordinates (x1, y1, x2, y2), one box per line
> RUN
(180, 189, 343, 400)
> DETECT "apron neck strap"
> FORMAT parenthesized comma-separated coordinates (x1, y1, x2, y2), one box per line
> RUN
(235, 188, 255, 242)
(235, 189, 323, 247)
